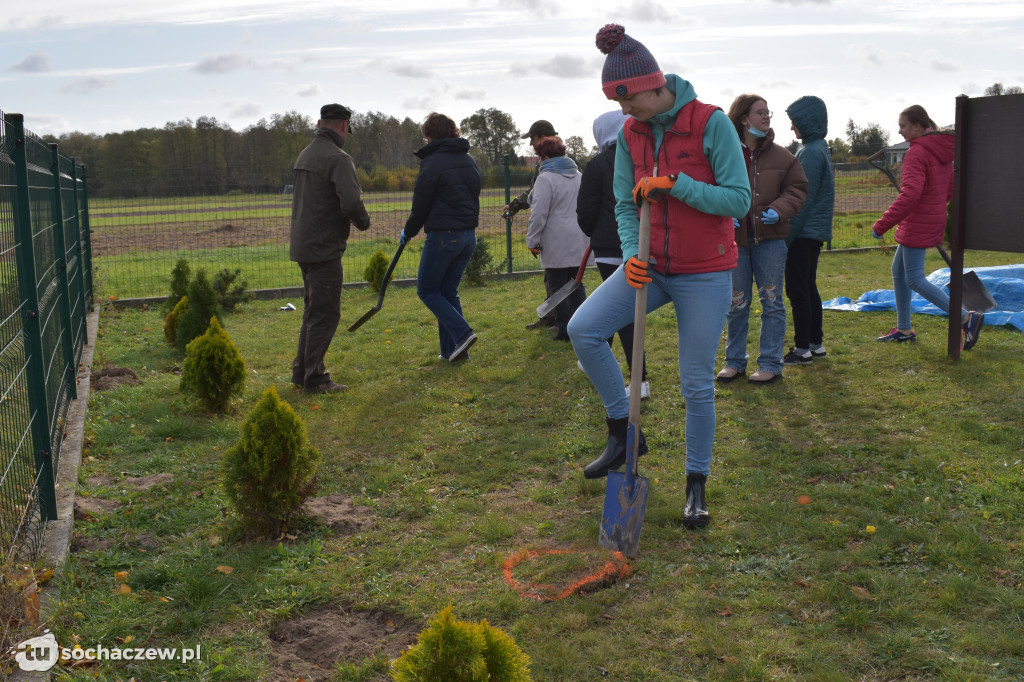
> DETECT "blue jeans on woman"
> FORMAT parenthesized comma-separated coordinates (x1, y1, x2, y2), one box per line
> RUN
(724, 239, 788, 375)
(568, 266, 730, 475)
(892, 244, 964, 330)
(417, 229, 476, 357)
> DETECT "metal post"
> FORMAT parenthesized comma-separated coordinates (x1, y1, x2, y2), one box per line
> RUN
(6, 113, 57, 520)
(49, 144, 77, 400)
(504, 154, 513, 273)
(69, 158, 89, 361)
(78, 165, 94, 307)
(948, 95, 970, 359)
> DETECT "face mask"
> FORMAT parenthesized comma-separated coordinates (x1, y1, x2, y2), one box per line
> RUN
(747, 126, 768, 139)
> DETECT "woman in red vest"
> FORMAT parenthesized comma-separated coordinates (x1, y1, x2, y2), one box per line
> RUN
(568, 24, 751, 528)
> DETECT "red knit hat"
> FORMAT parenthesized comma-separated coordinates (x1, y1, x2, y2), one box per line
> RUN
(596, 24, 666, 99)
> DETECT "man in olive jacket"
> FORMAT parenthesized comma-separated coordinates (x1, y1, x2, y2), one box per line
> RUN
(289, 103, 371, 393)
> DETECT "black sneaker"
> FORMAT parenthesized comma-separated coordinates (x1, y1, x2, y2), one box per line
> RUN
(449, 332, 477, 362)
(810, 346, 827, 358)
(783, 348, 812, 365)
(962, 311, 984, 350)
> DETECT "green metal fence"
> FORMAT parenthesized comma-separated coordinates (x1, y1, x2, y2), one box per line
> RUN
(88, 154, 895, 303)
(1, 111, 93, 563)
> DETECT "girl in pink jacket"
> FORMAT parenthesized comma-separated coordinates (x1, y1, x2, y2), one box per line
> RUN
(871, 105, 984, 349)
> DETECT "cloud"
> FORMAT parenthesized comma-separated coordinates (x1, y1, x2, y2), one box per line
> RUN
(5, 15, 63, 31)
(623, 0, 693, 23)
(229, 103, 263, 119)
(930, 60, 958, 72)
(10, 51, 51, 73)
(537, 55, 590, 79)
(191, 53, 255, 74)
(768, 0, 831, 4)
(367, 59, 433, 78)
(295, 82, 323, 98)
(510, 55, 594, 80)
(60, 77, 116, 94)
(455, 89, 486, 101)
(506, 0, 558, 19)
(391, 62, 432, 78)
(848, 43, 916, 69)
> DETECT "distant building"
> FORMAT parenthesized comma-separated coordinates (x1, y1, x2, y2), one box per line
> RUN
(883, 141, 910, 166)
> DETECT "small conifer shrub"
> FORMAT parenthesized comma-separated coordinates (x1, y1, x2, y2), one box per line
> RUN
(462, 239, 493, 287)
(363, 250, 390, 290)
(175, 269, 219, 353)
(212, 268, 250, 311)
(163, 258, 192, 314)
(391, 606, 531, 682)
(180, 317, 246, 413)
(164, 296, 188, 346)
(221, 386, 321, 535)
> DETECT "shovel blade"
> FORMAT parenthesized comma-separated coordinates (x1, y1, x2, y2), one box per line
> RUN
(536, 281, 578, 320)
(347, 306, 380, 332)
(962, 270, 998, 312)
(598, 470, 650, 559)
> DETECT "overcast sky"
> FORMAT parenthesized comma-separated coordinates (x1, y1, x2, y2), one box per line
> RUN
(2, 0, 1022, 151)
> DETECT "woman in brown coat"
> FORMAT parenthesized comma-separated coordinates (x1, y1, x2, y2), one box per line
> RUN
(717, 95, 808, 384)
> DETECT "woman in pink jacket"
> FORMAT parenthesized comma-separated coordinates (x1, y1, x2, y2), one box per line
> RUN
(871, 105, 984, 349)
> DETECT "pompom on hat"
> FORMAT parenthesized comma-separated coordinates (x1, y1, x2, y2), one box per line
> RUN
(596, 24, 666, 100)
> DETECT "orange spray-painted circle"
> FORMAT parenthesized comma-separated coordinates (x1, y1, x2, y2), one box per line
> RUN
(502, 547, 632, 602)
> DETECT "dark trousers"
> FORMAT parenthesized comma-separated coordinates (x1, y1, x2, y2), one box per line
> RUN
(596, 261, 647, 380)
(784, 237, 823, 349)
(545, 266, 587, 339)
(292, 259, 343, 389)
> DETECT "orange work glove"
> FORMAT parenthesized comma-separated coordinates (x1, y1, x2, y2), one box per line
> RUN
(528, 247, 541, 257)
(624, 257, 652, 289)
(632, 174, 678, 205)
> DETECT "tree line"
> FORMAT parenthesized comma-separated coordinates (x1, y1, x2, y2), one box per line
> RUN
(43, 108, 551, 199)
(43, 83, 1018, 198)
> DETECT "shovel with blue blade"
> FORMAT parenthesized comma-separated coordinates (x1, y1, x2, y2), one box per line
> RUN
(598, 201, 652, 559)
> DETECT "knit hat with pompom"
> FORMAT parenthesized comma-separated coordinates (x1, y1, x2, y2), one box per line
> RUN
(595, 24, 665, 99)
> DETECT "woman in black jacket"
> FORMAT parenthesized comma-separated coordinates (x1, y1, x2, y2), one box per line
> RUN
(576, 110, 649, 398)
(400, 113, 482, 363)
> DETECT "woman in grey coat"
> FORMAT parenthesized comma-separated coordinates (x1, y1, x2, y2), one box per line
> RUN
(526, 136, 590, 340)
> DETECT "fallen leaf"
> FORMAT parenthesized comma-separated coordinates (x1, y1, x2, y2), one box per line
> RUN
(797, 494, 812, 505)
(165, 437, 173, 442)
(117, 583, 132, 594)
(850, 585, 872, 600)
(35, 568, 54, 584)
(716, 606, 733, 617)
(159, 596, 171, 603)
(208, 535, 222, 548)
(865, 525, 876, 535)
(215, 565, 234, 575)
(115, 570, 130, 582)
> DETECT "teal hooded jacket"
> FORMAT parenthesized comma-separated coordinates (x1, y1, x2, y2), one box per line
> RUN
(785, 96, 834, 245)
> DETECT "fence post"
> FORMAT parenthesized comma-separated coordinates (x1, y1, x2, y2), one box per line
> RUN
(49, 144, 78, 400)
(503, 154, 513, 274)
(69, 158, 90, 360)
(6, 113, 57, 521)
(78, 164, 94, 306)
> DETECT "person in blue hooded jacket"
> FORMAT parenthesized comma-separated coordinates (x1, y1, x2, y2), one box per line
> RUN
(400, 113, 481, 363)
(783, 96, 834, 366)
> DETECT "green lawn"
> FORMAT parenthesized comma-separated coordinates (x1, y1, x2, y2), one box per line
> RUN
(54, 248, 1023, 681)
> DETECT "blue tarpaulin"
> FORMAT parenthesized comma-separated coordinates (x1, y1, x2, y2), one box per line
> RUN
(822, 264, 1024, 332)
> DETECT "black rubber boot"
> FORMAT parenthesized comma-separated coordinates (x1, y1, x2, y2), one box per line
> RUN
(583, 417, 647, 479)
(682, 473, 709, 529)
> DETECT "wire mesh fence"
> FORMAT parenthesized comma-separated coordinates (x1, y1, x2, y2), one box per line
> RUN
(91, 159, 899, 303)
(0, 110, 92, 565)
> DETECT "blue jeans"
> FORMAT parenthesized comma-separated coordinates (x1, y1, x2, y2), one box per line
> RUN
(724, 239, 788, 374)
(417, 230, 476, 356)
(892, 244, 964, 330)
(568, 266, 731, 475)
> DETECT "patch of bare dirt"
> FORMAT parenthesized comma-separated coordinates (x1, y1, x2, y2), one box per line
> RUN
(91, 366, 140, 391)
(85, 475, 116, 487)
(301, 495, 374, 534)
(268, 607, 418, 682)
(70, 536, 114, 552)
(123, 473, 174, 491)
(74, 497, 121, 519)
